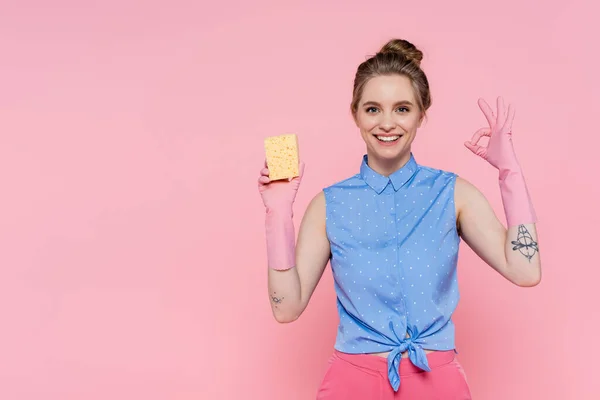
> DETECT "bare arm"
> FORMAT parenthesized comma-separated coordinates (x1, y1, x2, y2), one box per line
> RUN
(455, 176, 541, 287)
(268, 191, 331, 322)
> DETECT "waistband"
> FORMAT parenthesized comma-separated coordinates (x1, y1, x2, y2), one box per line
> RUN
(333, 349, 456, 376)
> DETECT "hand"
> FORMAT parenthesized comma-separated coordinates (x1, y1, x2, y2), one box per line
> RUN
(258, 160, 305, 211)
(464, 96, 520, 172)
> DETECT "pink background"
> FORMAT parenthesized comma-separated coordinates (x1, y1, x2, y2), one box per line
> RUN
(0, 0, 598, 399)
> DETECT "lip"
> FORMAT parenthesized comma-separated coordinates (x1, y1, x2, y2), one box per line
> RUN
(373, 134, 402, 137)
(373, 133, 403, 147)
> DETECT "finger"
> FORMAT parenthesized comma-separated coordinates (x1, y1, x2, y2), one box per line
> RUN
(260, 167, 270, 176)
(464, 141, 488, 158)
(496, 96, 506, 128)
(501, 103, 515, 133)
(264, 159, 269, 168)
(478, 98, 495, 128)
(258, 175, 270, 185)
(469, 127, 491, 144)
(298, 161, 305, 177)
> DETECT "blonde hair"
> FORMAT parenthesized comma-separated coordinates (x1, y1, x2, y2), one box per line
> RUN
(351, 39, 431, 117)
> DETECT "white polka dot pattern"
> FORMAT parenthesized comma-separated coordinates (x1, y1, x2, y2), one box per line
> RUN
(323, 153, 461, 392)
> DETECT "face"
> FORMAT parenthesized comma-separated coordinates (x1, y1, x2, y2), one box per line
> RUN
(354, 74, 423, 170)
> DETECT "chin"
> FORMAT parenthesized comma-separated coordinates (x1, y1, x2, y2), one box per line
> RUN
(369, 138, 406, 160)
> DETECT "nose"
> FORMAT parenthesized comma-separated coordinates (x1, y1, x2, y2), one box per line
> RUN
(379, 114, 395, 132)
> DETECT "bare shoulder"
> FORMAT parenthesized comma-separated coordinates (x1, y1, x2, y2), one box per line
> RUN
(306, 191, 326, 212)
(300, 191, 326, 228)
(296, 191, 330, 257)
(455, 175, 480, 198)
(454, 176, 491, 216)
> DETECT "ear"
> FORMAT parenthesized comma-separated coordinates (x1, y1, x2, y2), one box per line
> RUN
(417, 112, 425, 128)
(351, 109, 359, 126)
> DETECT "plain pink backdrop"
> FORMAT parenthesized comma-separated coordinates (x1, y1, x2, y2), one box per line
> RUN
(0, 0, 598, 399)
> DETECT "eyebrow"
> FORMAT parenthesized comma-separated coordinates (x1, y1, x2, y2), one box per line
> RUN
(362, 100, 414, 107)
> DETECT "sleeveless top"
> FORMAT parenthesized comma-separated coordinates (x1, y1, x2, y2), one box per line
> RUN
(322, 153, 461, 392)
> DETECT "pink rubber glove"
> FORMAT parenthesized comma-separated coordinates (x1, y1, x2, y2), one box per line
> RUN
(464, 97, 537, 228)
(257, 160, 305, 270)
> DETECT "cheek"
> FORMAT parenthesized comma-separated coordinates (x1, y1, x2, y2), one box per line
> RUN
(357, 116, 377, 132)
(399, 115, 421, 131)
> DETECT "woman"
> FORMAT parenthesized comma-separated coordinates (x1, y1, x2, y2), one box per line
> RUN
(257, 38, 541, 399)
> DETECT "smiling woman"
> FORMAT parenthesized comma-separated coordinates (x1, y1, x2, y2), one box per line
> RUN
(354, 74, 423, 176)
(349, 40, 431, 177)
(257, 38, 540, 400)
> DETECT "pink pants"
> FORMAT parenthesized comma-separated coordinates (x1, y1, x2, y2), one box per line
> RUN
(316, 350, 472, 399)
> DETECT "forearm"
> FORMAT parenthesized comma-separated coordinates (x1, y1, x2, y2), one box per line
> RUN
(261, 189, 329, 324)
(258, 160, 320, 323)
(268, 267, 302, 323)
(264, 209, 303, 323)
(504, 223, 541, 286)
(463, 96, 542, 287)
(499, 169, 537, 228)
(500, 168, 541, 286)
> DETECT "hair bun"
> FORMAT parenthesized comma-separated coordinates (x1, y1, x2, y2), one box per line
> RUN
(378, 39, 423, 66)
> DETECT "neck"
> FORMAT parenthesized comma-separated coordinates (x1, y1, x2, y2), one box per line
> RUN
(366, 150, 412, 177)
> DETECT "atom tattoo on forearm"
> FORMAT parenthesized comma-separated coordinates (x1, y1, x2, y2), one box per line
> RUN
(511, 225, 539, 262)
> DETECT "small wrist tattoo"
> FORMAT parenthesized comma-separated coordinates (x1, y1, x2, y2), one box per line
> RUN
(511, 224, 539, 262)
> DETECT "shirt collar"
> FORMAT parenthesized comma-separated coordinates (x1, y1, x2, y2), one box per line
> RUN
(359, 153, 419, 194)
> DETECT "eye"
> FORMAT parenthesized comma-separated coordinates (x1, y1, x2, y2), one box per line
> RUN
(396, 107, 409, 113)
(365, 106, 378, 113)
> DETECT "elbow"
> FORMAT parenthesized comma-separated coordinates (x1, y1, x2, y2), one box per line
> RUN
(515, 272, 542, 287)
(273, 307, 302, 323)
(273, 312, 300, 324)
(274, 314, 298, 324)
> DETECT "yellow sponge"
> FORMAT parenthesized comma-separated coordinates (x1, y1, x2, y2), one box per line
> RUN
(264, 134, 300, 181)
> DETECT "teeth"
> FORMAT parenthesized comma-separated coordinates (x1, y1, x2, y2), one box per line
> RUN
(376, 135, 400, 142)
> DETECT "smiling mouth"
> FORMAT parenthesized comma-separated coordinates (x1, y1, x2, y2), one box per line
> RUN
(374, 134, 402, 142)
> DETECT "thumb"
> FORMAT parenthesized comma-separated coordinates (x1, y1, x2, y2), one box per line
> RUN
(288, 161, 305, 182)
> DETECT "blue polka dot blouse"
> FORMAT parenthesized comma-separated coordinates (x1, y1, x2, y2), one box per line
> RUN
(322, 153, 461, 392)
